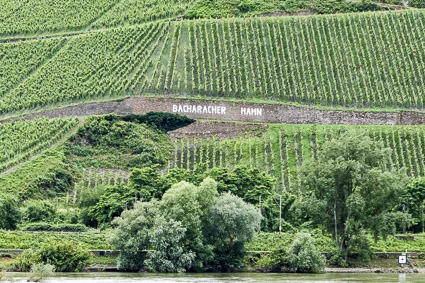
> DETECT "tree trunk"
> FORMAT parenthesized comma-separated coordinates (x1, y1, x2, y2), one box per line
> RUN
(334, 202, 338, 244)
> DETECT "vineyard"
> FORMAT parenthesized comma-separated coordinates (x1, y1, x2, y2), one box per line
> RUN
(0, 10, 425, 115)
(0, 38, 65, 97)
(146, 11, 425, 109)
(169, 124, 425, 193)
(0, 0, 112, 36)
(0, 22, 169, 114)
(69, 168, 130, 206)
(0, 118, 78, 173)
(0, 0, 195, 37)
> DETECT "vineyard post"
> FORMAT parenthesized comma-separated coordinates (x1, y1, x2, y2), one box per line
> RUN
(279, 193, 282, 235)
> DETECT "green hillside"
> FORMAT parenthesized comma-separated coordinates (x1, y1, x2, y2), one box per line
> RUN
(0, 118, 78, 173)
(2, 0, 425, 273)
(0, 0, 195, 37)
(1, 10, 425, 116)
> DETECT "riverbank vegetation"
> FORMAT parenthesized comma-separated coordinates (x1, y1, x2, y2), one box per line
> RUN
(1, 115, 425, 273)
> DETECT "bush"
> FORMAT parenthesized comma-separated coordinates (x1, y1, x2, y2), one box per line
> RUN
(287, 233, 326, 273)
(22, 223, 88, 232)
(0, 194, 21, 230)
(23, 200, 56, 223)
(37, 239, 91, 272)
(121, 112, 195, 132)
(15, 250, 41, 272)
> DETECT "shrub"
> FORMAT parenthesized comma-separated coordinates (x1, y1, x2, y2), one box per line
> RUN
(15, 250, 41, 272)
(0, 194, 21, 230)
(287, 233, 326, 273)
(37, 239, 91, 272)
(23, 200, 56, 223)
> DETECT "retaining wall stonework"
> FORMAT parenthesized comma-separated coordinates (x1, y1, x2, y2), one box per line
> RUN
(4, 97, 425, 125)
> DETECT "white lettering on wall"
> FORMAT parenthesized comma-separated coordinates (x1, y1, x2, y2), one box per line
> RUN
(172, 104, 227, 115)
(241, 107, 263, 116)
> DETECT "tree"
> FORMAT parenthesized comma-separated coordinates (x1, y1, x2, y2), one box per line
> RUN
(299, 131, 410, 260)
(145, 217, 195, 272)
(0, 194, 21, 230)
(206, 192, 262, 270)
(402, 178, 425, 233)
(108, 200, 160, 271)
(160, 177, 218, 270)
(287, 233, 326, 273)
(206, 166, 275, 204)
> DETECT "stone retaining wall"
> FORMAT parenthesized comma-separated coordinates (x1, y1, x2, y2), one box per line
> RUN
(3, 97, 425, 125)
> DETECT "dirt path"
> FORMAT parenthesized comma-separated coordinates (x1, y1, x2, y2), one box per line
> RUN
(2, 97, 425, 126)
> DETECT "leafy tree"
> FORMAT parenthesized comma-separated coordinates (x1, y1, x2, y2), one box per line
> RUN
(206, 192, 262, 270)
(127, 167, 165, 201)
(298, 131, 410, 260)
(89, 185, 128, 226)
(287, 233, 326, 273)
(160, 178, 218, 270)
(109, 200, 160, 271)
(0, 194, 21, 230)
(205, 166, 275, 204)
(402, 178, 425, 233)
(145, 217, 195, 272)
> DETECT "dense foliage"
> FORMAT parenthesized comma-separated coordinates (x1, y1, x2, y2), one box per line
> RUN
(110, 178, 261, 272)
(0, 194, 21, 230)
(2, 10, 425, 115)
(68, 115, 171, 169)
(402, 178, 425, 233)
(0, 149, 75, 200)
(256, 233, 326, 273)
(0, 231, 109, 250)
(15, 240, 91, 272)
(185, 0, 385, 19)
(298, 131, 410, 260)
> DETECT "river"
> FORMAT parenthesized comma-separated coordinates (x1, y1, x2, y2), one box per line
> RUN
(2, 272, 423, 283)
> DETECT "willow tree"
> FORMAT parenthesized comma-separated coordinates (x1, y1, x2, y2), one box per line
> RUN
(299, 131, 410, 260)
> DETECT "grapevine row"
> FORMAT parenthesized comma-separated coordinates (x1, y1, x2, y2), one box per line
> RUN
(169, 124, 425, 193)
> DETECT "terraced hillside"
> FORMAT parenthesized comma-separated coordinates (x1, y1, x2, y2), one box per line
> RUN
(1, 10, 424, 117)
(170, 124, 425, 193)
(0, 118, 78, 173)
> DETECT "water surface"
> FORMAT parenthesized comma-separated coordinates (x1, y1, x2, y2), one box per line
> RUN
(4, 272, 421, 283)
